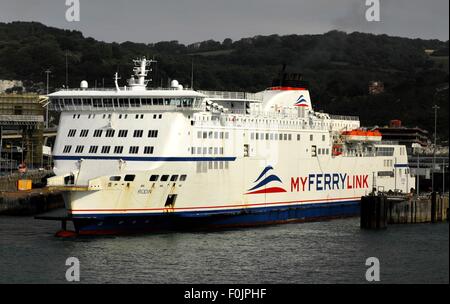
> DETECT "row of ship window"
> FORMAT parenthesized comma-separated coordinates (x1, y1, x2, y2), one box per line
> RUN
(197, 131, 326, 142)
(68, 129, 158, 138)
(63, 145, 154, 154)
(311, 146, 330, 156)
(196, 161, 229, 173)
(197, 131, 230, 140)
(376, 147, 395, 156)
(58, 97, 196, 109)
(251, 133, 326, 142)
(72, 113, 163, 119)
(191, 147, 224, 155)
(109, 174, 187, 182)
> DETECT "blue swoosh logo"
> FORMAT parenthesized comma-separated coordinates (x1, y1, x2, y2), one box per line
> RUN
(254, 165, 273, 183)
(248, 174, 283, 191)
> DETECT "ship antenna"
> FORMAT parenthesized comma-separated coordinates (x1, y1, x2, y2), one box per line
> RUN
(114, 72, 121, 91)
(191, 58, 194, 89)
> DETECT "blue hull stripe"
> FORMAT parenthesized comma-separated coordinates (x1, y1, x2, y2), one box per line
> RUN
(53, 155, 237, 162)
(71, 200, 360, 233)
(394, 164, 409, 168)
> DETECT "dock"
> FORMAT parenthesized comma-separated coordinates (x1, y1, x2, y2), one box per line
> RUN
(0, 187, 64, 215)
(361, 192, 449, 229)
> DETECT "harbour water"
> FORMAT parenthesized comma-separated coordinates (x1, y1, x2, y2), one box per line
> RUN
(0, 211, 448, 284)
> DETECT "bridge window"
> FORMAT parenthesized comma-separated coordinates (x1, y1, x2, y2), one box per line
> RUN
(180, 175, 187, 181)
(170, 175, 178, 182)
(93, 98, 102, 108)
(82, 98, 91, 107)
(161, 175, 169, 182)
(130, 98, 140, 107)
(149, 175, 159, 181)
(141, 98, 151, 106)
(110, 176, 121, 181)
(118, 98, 129, 108)
(103, 98, 113, 108)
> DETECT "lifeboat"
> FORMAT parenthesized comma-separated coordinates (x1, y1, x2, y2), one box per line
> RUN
(341, 129, 382, 142)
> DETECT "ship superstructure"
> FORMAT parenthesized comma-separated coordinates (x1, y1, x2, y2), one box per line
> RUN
(47, 58, 415, 234)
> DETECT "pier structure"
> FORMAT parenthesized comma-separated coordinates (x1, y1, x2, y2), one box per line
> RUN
(361, 193, 449, 229)
(0, 94, 47, 174)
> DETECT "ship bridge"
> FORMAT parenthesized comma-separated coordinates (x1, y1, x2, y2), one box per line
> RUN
(48, 89, 206, 112)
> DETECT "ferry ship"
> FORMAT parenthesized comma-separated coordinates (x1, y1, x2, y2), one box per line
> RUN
(47, 58, 415, 234)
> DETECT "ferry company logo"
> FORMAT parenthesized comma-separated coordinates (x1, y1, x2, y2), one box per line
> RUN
(294, 95, 308, 107)
(245, 165, 287, 195)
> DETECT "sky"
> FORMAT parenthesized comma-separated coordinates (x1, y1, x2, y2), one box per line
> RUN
(0, 0, 448, 44)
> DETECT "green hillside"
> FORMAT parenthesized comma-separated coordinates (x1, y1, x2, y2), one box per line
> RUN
(0, 21, 448, 141)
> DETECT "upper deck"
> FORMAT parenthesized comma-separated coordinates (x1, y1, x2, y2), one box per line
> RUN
(48, 87, 207, 112)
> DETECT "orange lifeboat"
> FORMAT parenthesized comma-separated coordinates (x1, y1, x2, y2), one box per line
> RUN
(341, 129, 382, 142)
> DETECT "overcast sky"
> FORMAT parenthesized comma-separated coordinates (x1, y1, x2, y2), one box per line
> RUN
(0, 0, 448, 44)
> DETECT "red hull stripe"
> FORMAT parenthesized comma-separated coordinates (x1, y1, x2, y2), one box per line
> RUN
(294, 104, 308, 107)
(69, 196, 361, 213)
(245, 187, 287, 195)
